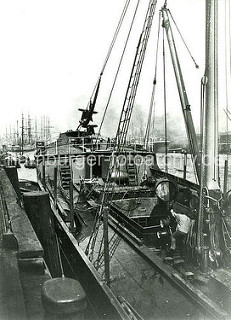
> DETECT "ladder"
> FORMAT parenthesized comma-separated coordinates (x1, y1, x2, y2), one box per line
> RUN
(127, 157, 138, 186)
(93, 232, 121, 273)
(116, 0, 157, 149)
(60, 165, 71, 190)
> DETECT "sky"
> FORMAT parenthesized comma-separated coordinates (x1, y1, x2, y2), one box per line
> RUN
(0, 0, 229, 141)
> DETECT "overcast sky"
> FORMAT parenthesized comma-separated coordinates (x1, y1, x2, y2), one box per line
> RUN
(0, 0, 229, 139)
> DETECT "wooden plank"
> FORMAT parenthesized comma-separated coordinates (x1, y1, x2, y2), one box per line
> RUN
(112, 222, 230, 320)
(211, 269, 231, 291)
(172, 273, 229, 320)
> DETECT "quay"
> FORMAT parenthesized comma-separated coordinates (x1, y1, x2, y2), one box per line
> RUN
(0, 167, 48, 320)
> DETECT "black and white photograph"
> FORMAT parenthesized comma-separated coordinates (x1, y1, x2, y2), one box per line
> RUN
(0, 0, 231, 319)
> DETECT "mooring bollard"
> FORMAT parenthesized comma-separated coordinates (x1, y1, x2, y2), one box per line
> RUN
(41, 278, 87, 320)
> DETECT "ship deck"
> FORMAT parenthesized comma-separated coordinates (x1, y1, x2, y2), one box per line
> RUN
(37, 177, 231, 319)
(65, 196, 230, 320)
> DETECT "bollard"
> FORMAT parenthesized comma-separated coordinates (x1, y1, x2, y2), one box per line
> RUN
(41, 278, 87, 320)
(23, 191, 62, 277)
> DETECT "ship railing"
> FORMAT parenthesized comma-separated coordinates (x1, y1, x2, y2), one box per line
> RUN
(65, 141, 114, 152)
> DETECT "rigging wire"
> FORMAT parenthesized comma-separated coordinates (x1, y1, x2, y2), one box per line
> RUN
(96, 0, 141, 141)
(162, 7, 199, 184)
(87, 0, 156, 260)
(214, 0, 218, 183)
(162, 9, 198, 181)
(89, 0, 159, 268)
(230, 0, 231, 93)
(200, 78, 205, 152)
(142, 10, 161, 180)
(198, 117, 206, 250)
(165, 9, 199, 183)
(101, 0, 131, 76)
(85, 151, 117, 260)
(88, 0, 131, 106)
(168, 9, 199, 69)
(200, 75, 207, 188)
(85, 1, 142, 262)
(225, 0, 230, 160)
(144, 10, 162, 149)
(162, 22, 168, 173)
(115, 0, 158, 149)
(151, 100, 156, 149)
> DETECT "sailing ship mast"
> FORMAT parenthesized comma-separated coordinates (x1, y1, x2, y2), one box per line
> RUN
(203, 0, 219, 190)
(27, 113, 32, 145)
(196, 0, 223, 267)
(21, 113, 24, 155)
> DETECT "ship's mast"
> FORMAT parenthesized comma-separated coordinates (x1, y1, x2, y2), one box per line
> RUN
(35, 118, 38, 141)
(16, 120, 19, 145)
(203, 0, 219, 190)
(28, 113, 32, 145)
(197, 0, 222, 265)
(21, 113, 24, 155)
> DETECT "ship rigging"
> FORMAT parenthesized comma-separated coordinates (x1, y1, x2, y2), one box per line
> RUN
(33, 0, 231, 319)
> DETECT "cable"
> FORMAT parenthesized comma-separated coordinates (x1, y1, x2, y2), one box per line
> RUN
(115, 0, 158, 149)
(96, 0, 141, 141)
(144, 10, 162, 149)
(162, 23, 168, 173)
(101, 0, 131, 76)
(225, 0, 230, 160)
(213, 0, 218, 183)
(87, 0, 131, 109)
(168, 9, 199, 69)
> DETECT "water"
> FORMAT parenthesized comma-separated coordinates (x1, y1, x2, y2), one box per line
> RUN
(156, 153, 231, 192)
(17, 165, 37, 182)
(10, 151, 37, 182)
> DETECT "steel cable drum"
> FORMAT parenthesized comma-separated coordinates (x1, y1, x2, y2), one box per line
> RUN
(155, 178, 178, 202)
